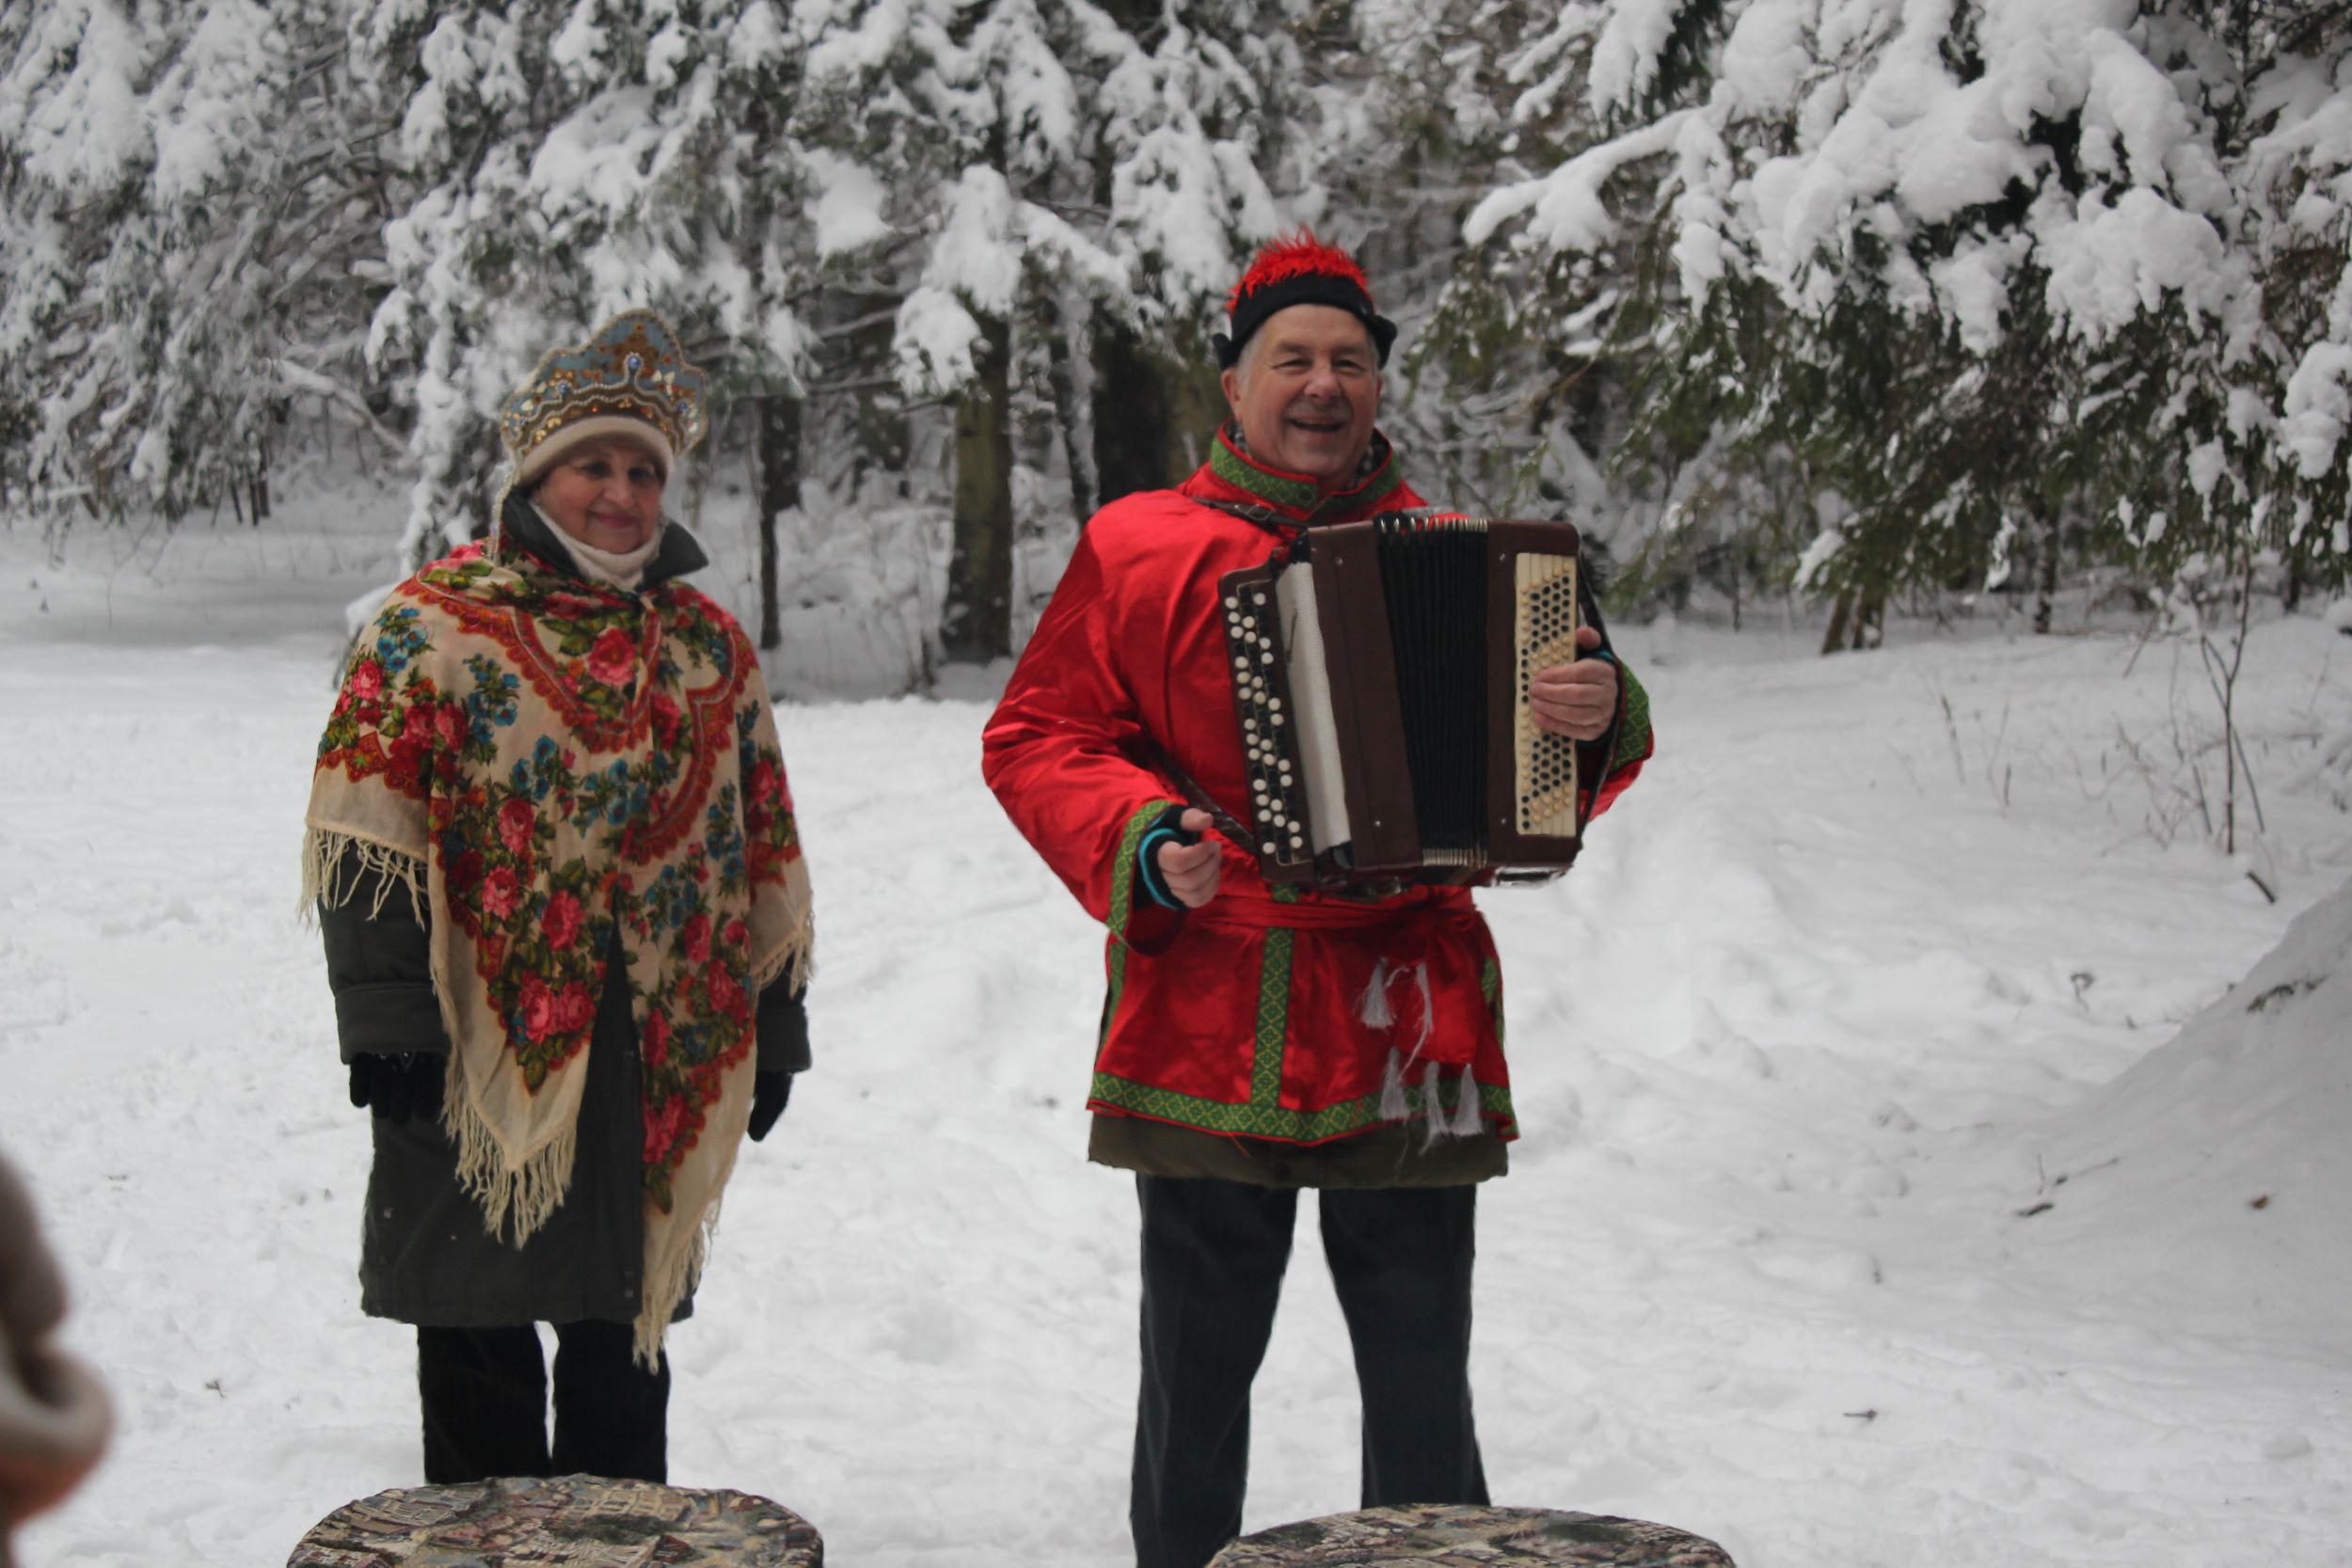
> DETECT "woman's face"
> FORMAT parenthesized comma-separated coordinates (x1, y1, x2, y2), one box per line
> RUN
(533, 436, 666, 553)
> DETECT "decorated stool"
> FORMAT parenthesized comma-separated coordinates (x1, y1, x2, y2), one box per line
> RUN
(288, 1474, 823, 1566)
(1207, 1504, 1735, 1567)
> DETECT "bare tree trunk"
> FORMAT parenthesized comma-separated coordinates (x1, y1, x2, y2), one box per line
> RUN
(1091, 314, 1175, 506)
(755, 394, 803, 653)
(943, 317, 1015, 664)
(839, 296, 912, 501)
(1047, 294, 1097, 524)
(2201, 553, 2261, 856)
(437, 415, 505, 559)
(1854, 592, 1884, 649)
(1821, 590, 1852, 656)
(2033, 495, 2058, 634)
(1164, 341, 1230, 475)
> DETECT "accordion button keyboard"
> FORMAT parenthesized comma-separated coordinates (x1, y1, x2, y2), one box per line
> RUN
(1218, 567, 1317, 879)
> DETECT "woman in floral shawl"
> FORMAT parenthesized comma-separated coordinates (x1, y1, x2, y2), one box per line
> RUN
(305, 311, 815, 1484)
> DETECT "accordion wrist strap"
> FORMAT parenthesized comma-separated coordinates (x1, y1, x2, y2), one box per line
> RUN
(1131, 736, 1257, 848)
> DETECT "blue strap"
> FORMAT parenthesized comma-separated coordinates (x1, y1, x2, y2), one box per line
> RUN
(1136, 826, 1184, 910)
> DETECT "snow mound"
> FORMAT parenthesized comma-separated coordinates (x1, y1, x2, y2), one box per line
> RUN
(2008, 873, 2352, 1348)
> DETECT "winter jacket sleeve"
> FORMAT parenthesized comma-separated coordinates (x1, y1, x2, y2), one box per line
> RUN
(755, 980, 810, 1075)
(317, 844, 450, 1062)
(980, 524, 1184, 951)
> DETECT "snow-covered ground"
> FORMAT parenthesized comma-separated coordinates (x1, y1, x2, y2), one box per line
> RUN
(4, 509, 2350, 1567)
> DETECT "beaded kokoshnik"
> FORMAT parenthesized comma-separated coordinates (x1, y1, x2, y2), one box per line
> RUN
(499, 309, 708, 471)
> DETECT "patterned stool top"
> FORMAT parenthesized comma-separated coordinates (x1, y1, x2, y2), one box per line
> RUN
(288, 1474, 822, 1567)
(1207, 1504, 1735, 1567)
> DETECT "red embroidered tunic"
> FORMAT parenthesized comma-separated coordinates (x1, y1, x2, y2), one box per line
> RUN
(982, 432, 1649, 1146)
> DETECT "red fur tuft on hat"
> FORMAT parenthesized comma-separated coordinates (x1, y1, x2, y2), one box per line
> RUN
(1226, 230, 1376, 312)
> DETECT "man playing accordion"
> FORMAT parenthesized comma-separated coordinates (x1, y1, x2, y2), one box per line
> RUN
(982, 233, 1654, 1568)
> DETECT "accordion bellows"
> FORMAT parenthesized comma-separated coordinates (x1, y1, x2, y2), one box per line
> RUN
(1220, 514, 1587, 893)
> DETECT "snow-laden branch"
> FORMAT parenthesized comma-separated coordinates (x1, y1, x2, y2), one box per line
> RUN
(1465, 107, 1697, 253)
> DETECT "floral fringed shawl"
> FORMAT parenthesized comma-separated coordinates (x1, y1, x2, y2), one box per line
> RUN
(304, 538, 813, 1362)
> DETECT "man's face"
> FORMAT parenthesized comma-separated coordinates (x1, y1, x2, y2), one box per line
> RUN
(1220, 305, 1381, 491)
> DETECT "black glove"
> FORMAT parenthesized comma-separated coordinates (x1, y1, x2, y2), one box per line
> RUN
(747, 1070, 793, 1143)
(348, 1053, 445, 1125)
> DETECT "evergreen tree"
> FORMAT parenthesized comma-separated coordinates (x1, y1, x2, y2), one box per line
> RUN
(852, 0, 1285, 662)
(1084, 0, 1291, 504)
(358, 0, 869, 562)
(1459, 0, 2352, 644)
(1316, 1, 1663, 524)
(0, 0, 388, 528)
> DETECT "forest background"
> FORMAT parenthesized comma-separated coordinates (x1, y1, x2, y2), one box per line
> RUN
(3, 0, 2349, 691)
(8, 9, 2352, 1560)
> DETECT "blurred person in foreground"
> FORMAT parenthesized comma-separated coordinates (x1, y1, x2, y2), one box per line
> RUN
(982, 233, 1653, 1568)
(0, 1149, 110, 1566)
(305, 311, 816, 1483)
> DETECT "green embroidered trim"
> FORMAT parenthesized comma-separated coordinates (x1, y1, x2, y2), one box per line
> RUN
(1312, 444, 1401, 522)
(1089, 1070, 1515, 1141)
(1103, 800, 1180, 1045)
(1612, 664, 1653, 772)
(1210, 437, 1320, 512)
(1269, 882, 1304, 905)
(1250, 930, 1294, 1107)
(1207, 433, 1402, 522)
(1095, 800, 1514, 1143)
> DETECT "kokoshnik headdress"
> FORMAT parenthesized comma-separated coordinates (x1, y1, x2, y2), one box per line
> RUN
(1211, 231, 1399, 370)
(499, 309, 710, 490)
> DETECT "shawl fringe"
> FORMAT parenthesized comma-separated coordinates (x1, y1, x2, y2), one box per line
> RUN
(751, 899, 818, 998)
(300, 826, 425, 925)
(447, 1077, 580, 1253)
(636, 1159, 726, 1368)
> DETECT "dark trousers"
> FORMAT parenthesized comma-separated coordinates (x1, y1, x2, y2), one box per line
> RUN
(416, 1321, 670, 1484)
(1132, 1176, 1488, 1568)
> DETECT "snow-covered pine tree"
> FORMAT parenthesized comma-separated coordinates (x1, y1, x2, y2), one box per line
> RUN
(787, 0, 1306, 668)
(857, 0, 1297, 663)
(0, 0, 163, 524)
(0, 0, 388, 530)
(1459, 0, 2352, 647)
(1314, 0, 1679, 532)
(358, 0, 860, 567)
(813, 0, 1083, 665)
(1083, 0, 1289, 506)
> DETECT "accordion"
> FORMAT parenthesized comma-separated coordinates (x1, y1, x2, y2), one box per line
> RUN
(1216, 514, 1592, 894)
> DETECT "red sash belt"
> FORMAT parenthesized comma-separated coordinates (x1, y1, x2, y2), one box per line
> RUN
(1191, 887, 1491, 1066)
